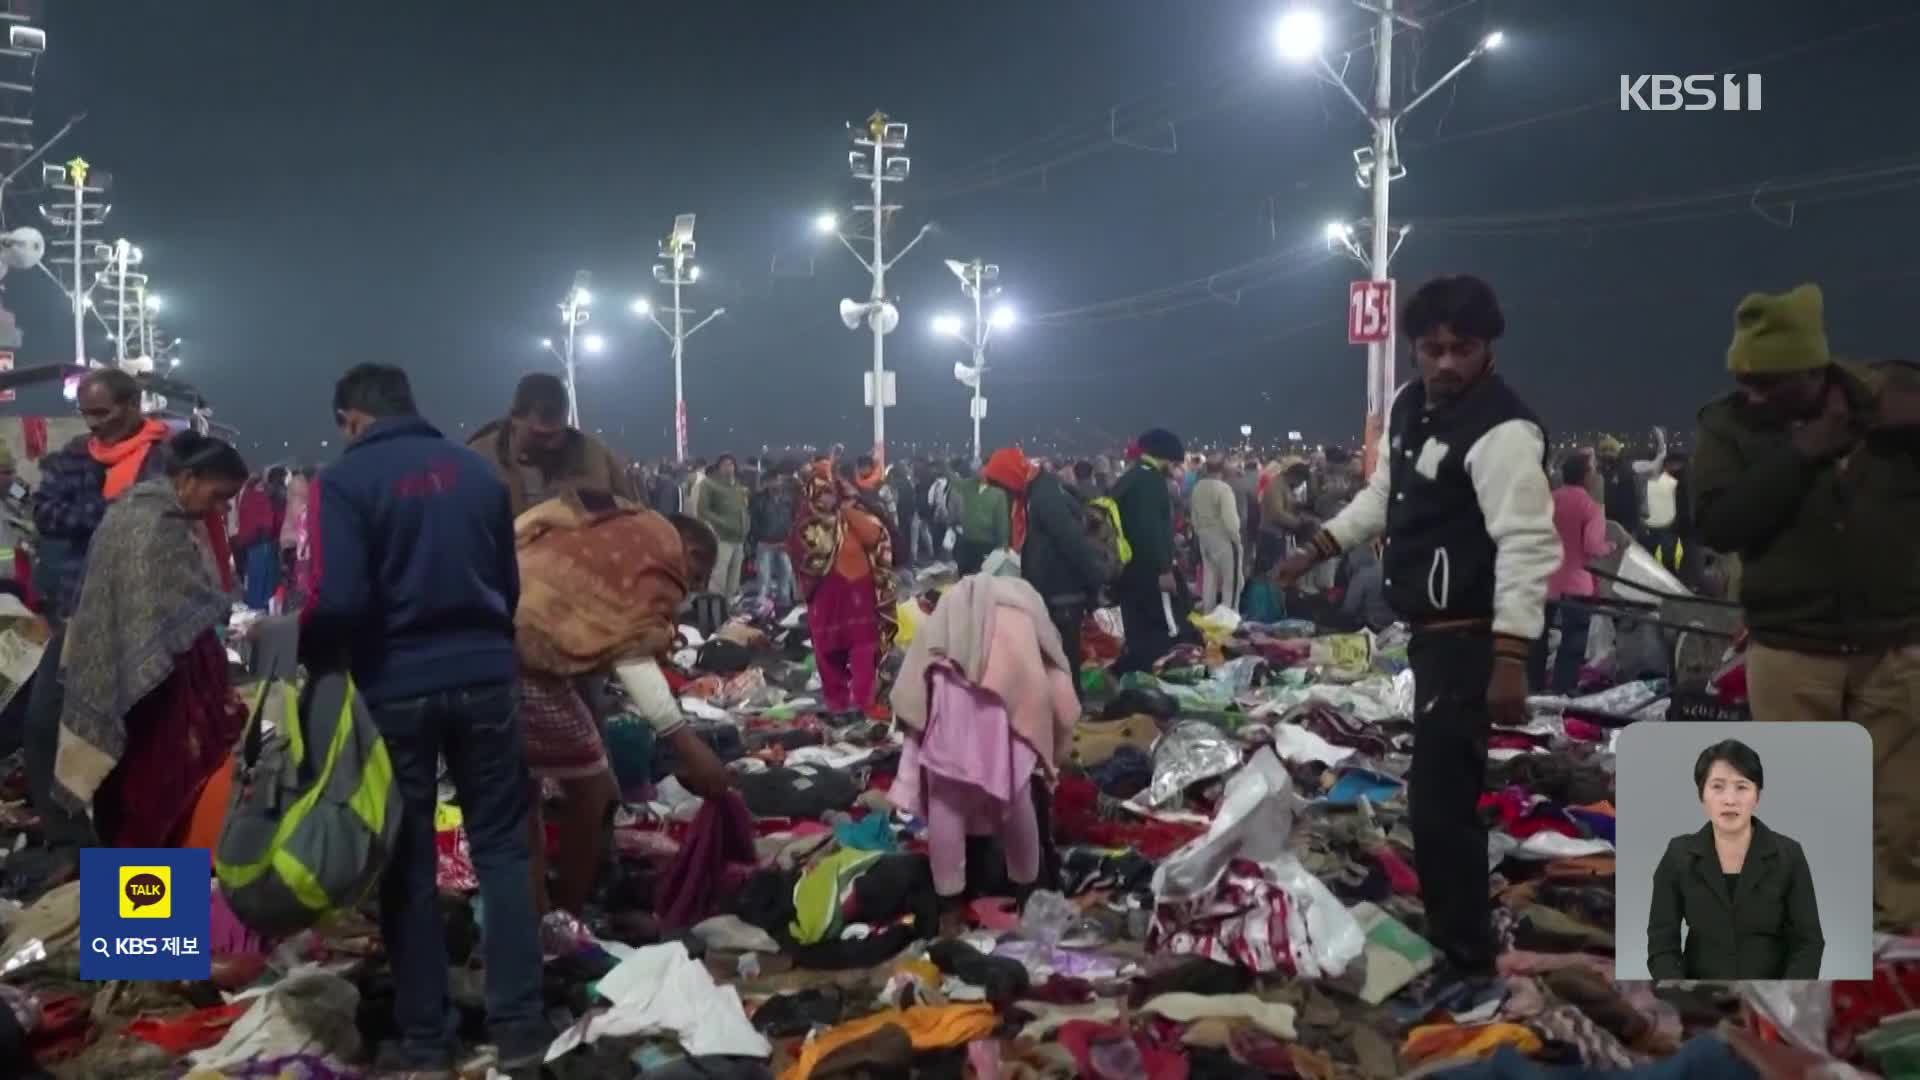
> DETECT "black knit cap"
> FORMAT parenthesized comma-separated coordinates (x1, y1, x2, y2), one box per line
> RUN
(1136, 428, 1185, 462)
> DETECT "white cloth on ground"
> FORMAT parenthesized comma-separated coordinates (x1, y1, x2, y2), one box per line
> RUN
(543, 941, 770, 1062)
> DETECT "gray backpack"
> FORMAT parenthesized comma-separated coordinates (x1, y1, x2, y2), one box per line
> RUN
(214, 672, 401, 936)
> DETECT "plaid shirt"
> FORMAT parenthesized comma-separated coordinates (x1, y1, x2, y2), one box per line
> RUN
(31, 445, 109, 621)
(33, 444, 108, 541)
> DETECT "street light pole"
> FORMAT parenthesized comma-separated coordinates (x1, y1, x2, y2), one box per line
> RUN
(558, 270, 592, 428)
(1363, 0, 1395, 475)
(637, 215, 724, 463)
(1284, 3, 1503, 474)
(969, 266, 984, 466)
(827, 112, 929, 470)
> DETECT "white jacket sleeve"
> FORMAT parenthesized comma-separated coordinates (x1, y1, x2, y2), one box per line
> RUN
(615, 658, 687, 736)
(1462, 419, 1559, 642)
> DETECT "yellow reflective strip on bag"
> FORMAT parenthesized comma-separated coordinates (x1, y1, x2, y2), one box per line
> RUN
(270, 847, 332, 913)
(215, 680, 358, 889)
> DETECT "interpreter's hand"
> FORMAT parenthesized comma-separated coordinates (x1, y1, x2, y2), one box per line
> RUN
(1488, 658, 1530, 728)
(1871, 379, 1920, 431)
(1789, 384, 1856, 461)
(1271, 551, 1317, 587)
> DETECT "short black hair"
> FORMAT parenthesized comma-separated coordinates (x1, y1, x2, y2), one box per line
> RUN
(510, 373, 570, 423)
(1073, 461, 1095, 483)
(1561, 455, 1590, 486)
(79, 368, 140, 405)
(333, 363, 418, 419)
(1666, 451, 1689, 468)
(1402, 274, 1506, 344)
(1694, 739, 1764, 799)
(714, 453, 737, 469)
(165, 430, 249, 483)
(856, 454, 875, 471)
(266, 465, 289, 486)
(1325, 447, 1351, 466)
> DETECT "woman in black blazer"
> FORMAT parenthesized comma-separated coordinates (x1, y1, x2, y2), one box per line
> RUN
(1646, 739, 1824, 980)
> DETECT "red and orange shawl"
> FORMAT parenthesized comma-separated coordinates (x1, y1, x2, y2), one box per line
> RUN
(787, 463, 899, 653)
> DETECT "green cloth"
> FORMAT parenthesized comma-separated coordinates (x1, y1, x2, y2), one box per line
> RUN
(697, 477, 751, 543)
(955, 481, 1010, 548)
(1727, 283, 1829, 374)
(790, 847, 883, 945)
(1691, 360, 1920, 652)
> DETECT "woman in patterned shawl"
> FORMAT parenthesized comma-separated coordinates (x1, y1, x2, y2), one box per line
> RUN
(513, 490, 730, 917)
(788, 461, 898, 722)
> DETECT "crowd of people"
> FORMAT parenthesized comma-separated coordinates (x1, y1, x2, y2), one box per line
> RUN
(0, 271, 1914, 1077)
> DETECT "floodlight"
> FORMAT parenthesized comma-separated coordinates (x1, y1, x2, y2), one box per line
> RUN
(932, 314, 964, 337)
(1275, 10, 1326, 62)
(145, 293, 162, 312)
(582, 333, 606, 354)
(814, 212, 839, 235)
(688, 265, 702, 282)
(1324, 220, 1351, 242)
(1482, 30, 1505, 50)
(630, 298, 652, 316)
(573, 287, 593, 307)
(539, 338, 553, 349)
(989, 307, 1016, 330)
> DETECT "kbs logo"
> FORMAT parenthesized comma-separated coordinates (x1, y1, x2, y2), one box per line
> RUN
(118, 865, 171, 919)
(1619, 74, 1762, 112)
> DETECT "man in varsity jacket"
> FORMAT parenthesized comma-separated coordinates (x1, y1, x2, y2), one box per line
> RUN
(1276, 274, 1559, 977)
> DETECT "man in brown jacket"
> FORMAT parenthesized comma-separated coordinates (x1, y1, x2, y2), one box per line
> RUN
(1691, 282, 1920, 929)
(468, 373, 637, 516)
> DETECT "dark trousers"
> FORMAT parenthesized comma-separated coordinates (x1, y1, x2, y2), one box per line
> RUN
(24, 629, 93, 848)
(1113, 581, 1172, 676)
(1407, 628, 1497, 973)
(371, 682, 546, 1066)
(954, 538, 993, 576)
(1528, 601, 1594, 695)
(1047, 602, 1086, 702)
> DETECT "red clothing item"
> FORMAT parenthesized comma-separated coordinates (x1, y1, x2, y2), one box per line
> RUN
(1548, 485, 1612, 600)
(92, 632, 243, 847)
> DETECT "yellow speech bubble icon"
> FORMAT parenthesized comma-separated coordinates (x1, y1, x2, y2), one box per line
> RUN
(118, 865, 171, 919)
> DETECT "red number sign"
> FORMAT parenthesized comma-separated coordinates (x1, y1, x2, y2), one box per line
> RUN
(1348, 280, 1395, 345)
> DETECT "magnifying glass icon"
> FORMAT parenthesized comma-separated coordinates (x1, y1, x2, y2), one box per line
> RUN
(89, 937, 110, 957)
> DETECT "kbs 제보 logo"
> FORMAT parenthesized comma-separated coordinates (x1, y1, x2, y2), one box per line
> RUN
(118, 865, 171, 919)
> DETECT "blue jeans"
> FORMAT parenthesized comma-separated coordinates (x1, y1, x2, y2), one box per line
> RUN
(756, 543, 794, 606)
(1529, 601, 1594, 696)
(371, 682, 545, 1066)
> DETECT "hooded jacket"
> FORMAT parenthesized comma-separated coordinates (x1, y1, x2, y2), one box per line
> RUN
(1691, 360, 1920, 653)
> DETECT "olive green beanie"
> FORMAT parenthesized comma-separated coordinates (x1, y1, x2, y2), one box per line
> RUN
(1726, 284, 1829, 374)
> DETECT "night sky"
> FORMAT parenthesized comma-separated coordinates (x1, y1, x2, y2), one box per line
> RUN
(9, 0, 1917, 464)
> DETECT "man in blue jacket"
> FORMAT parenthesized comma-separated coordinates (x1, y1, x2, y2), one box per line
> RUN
(301, 363, 545, 1075)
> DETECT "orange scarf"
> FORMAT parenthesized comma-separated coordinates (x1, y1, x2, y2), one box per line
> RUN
(90, 419, 171, 498)
(981, 447, 1037, 552)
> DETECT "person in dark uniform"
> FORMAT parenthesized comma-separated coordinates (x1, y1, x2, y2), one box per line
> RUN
(1274, 275, 1559, 979)
(1646, 739, 1824, 980)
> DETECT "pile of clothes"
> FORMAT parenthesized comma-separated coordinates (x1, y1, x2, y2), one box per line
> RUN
(0, 579, 1912, 1079)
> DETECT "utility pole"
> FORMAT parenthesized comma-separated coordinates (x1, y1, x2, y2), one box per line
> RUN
(39, 157, 111, 367)
(1281, 3, 1504, 473)
(824, 112, 932, 469)
(934, 258, 1012, 467)
(635, 214, 724, 463)
(94, 238, 149, 366)
(557, 270, 592, 428)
